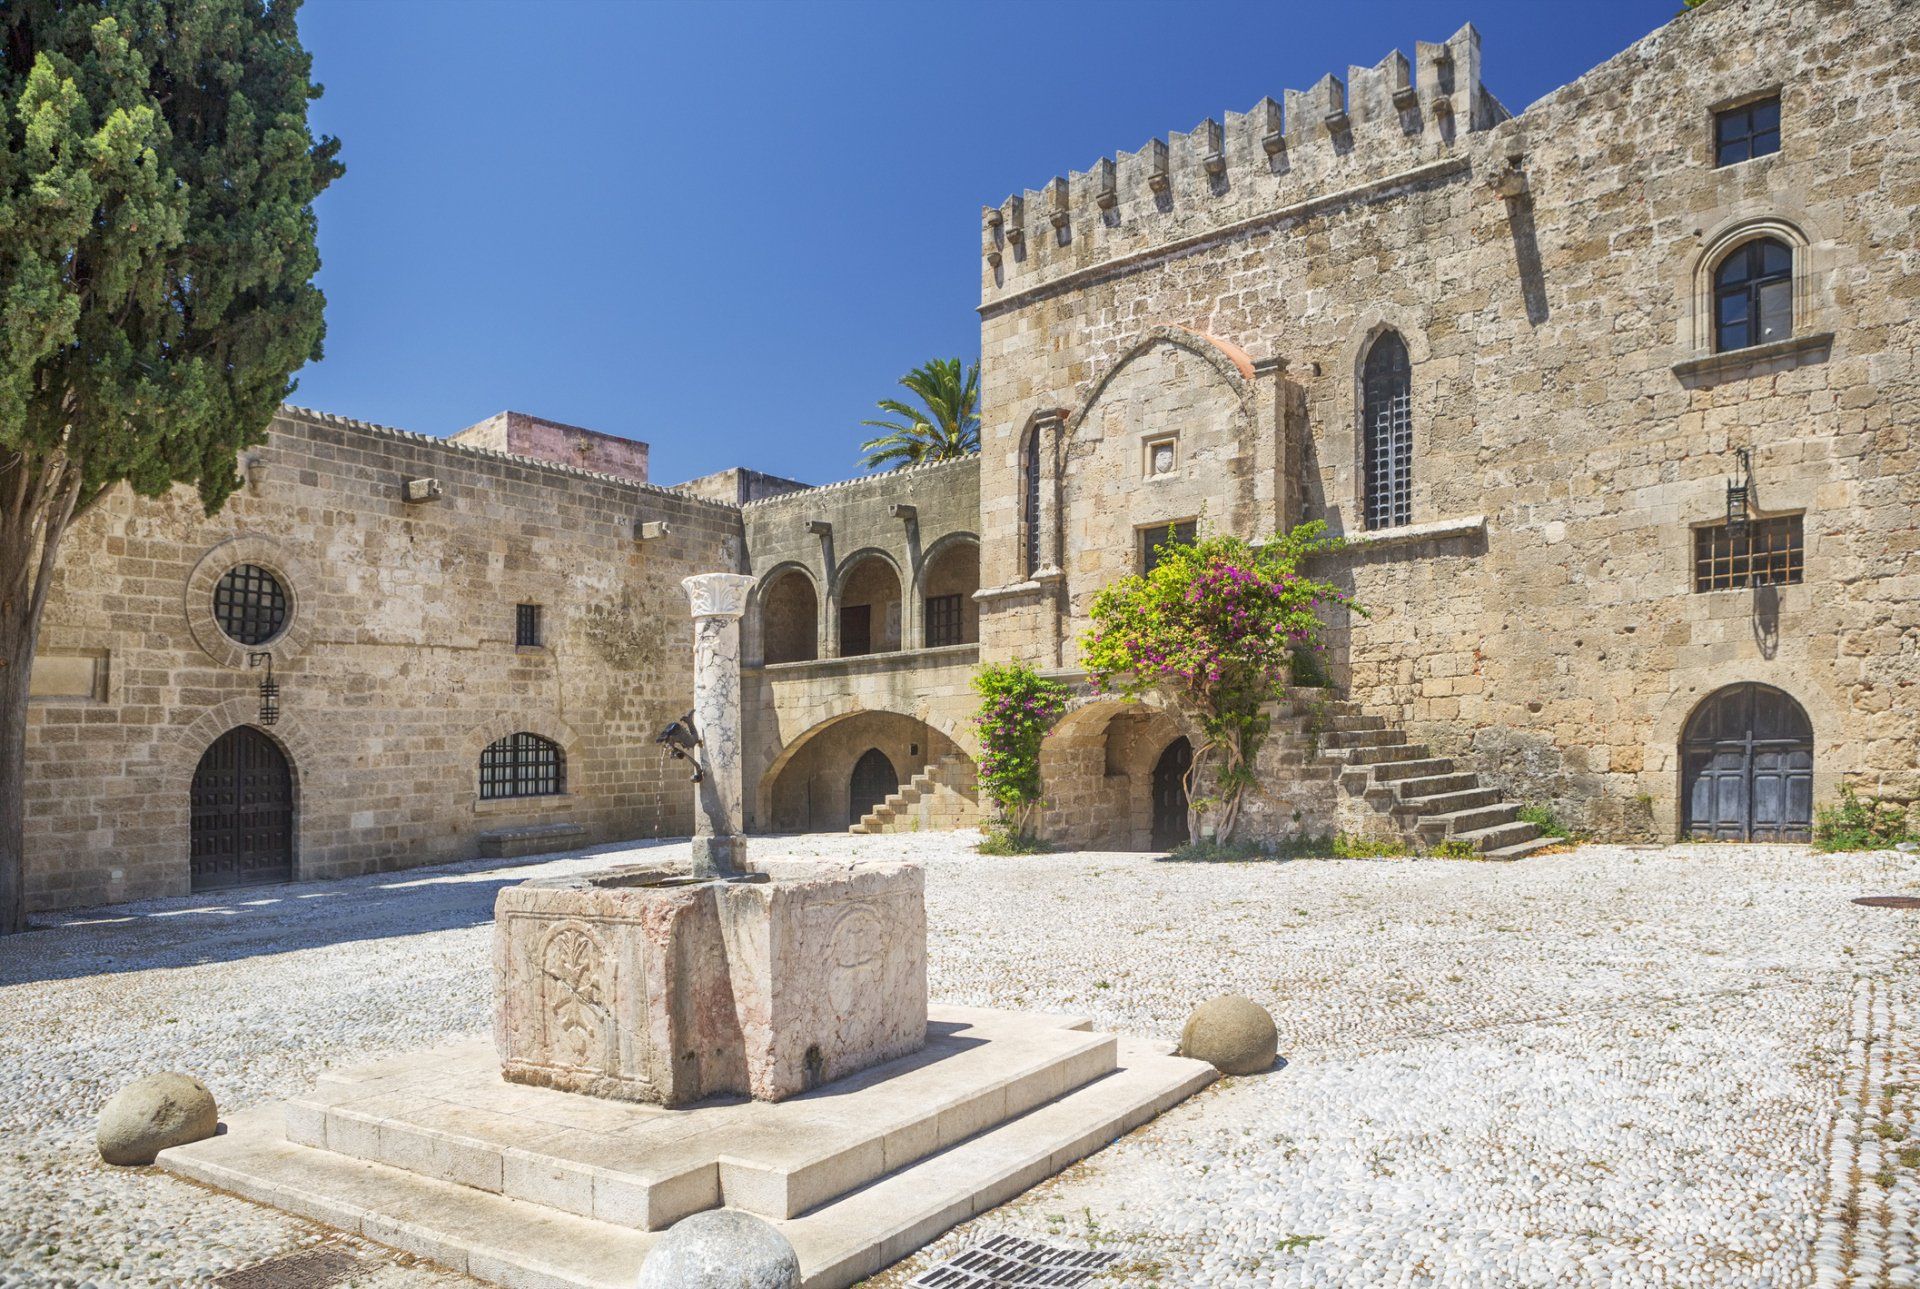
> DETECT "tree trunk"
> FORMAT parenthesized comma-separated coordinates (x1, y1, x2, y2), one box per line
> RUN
(0, 457, 81, 935)
(0, 558, 39, 936)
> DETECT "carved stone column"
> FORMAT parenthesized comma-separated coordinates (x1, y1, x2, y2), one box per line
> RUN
(682, 572, 758, 877)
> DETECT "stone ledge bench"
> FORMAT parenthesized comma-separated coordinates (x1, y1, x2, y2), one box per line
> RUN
(476, 822, 587, 860)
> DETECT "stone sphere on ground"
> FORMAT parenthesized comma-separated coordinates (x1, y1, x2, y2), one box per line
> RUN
(636, 1208, 801, 1289)
(96, 1073, 219, 1166)
(1180, 994, 1278, 1075)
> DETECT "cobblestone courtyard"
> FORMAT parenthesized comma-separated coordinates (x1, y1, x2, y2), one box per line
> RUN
(2, 834, 1916, 1287)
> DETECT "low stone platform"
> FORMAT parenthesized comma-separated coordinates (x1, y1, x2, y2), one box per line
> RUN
(159, 1005, 1215, 1289)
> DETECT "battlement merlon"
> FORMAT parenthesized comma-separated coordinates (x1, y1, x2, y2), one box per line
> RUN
(979, 24, 1509, 311)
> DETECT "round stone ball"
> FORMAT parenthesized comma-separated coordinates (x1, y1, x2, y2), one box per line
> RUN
(636, 1208, 801, 1289)
(1179, 994, 1278, 1075)
(96, 1072, 218, 1166)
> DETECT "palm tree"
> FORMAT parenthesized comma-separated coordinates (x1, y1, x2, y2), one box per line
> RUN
(858, 358, 981, 471)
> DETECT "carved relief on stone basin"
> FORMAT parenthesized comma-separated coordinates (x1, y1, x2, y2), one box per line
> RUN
(494, 859, 926, 1106)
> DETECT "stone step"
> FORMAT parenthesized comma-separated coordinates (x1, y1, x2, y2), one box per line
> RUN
(1392, 787, 1501, 817)
(160, 1029, 1214, 1289)
(284, 1007, 1118, 1230)
(1389, 772, 1480, 800)
(1330, 743, 1431, 768)
(1320, 728, 1407, 751)
(1414, 803, 1520, 838)
(1368, 757, 1457, 784)
(1483, 835, 1561, 861)
(1325, 713, 1386, 733)
(1455, 820, 1542, 852)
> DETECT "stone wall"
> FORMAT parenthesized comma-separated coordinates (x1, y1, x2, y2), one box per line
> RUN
(450, 410, 652, 486)
(24, 408, 740, 911)
(977, 0, 1920, 838)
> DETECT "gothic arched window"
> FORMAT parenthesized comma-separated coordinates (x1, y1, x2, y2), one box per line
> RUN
(1362, 331, 1413, 530)
(1021, 423, 1042, 576)
(1714, 236, 1793, 353)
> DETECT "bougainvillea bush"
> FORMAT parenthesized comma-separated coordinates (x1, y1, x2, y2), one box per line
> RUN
(971, 661, 1069, 842)
(1081, 522, 1359, 842)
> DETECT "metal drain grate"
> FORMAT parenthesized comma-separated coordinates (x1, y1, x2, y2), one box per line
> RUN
(212, 1246, 366, 1288)
(908, 1232, 1123, 1287)
(1854, 896, 1920, 909)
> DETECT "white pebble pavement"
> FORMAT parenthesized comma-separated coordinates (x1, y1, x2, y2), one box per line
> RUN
(1, 833, 1914, 1288)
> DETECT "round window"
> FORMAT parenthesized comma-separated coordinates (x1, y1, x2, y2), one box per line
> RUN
(212, 564, 288, 645)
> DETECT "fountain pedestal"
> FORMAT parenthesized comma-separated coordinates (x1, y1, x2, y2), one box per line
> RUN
(494, 858, 926, 1105)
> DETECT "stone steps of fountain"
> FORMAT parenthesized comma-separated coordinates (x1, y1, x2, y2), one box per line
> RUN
(280, 1007, 1118, 1229)
(159, 1010, 1215, 1289)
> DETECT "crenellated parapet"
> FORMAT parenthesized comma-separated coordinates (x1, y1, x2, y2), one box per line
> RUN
(980, 24, 1508, 311)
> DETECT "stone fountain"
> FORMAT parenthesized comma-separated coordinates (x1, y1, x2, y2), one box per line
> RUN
(495, 574, 928, 1105)
(155, 572, 1215, 1289)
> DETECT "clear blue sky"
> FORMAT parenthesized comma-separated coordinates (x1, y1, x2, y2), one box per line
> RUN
(295, 0, 1676, 488)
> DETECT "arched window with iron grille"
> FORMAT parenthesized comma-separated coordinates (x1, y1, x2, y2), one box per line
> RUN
(479, 732, 565, 800)
(1021, 423, 1042, 576)
(1362, 331, 1413, 530)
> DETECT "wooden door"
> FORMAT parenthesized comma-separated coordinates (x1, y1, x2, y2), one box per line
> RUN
(1151, 737, 1193, 850)
(190, 726, 294, 891)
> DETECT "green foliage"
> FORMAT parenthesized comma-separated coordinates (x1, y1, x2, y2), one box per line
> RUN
(0, 0, 342, 516)
(0, 0, 339, 934)
(858, 357, 981, 471)
(1426, 837, 1483, 861)
(1516, 804, 1577, 842)
(1080, 522, 1361, 841)
(971, 661, 1068, 840)
(975, 822, 1052, 856)
(1164, 838, 1268, 863)
(1814, 786, 1917, 852)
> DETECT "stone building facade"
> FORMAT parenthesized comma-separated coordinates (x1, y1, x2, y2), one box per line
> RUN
(978, 0, 1919, 845)
(20, 0, 1920, 910)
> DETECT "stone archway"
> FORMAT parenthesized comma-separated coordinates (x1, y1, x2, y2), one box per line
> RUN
(836, 551, 903, 656)
(760, 567, 819, 664)
(759, 710, 967, 833)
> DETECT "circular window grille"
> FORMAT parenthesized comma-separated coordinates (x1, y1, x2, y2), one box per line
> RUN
(212, 564, 288, 645)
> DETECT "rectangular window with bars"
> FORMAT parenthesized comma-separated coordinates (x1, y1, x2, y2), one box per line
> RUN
(1693, 514, 1804, 591)
(516, 603, 542, 648)
(1140, 520, 1197, 576)
(925, 594, 964, 648)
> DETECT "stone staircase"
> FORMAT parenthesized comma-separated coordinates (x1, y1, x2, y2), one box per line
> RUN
(1292, 693, 1555, 861)
(850, 755, 978, 835)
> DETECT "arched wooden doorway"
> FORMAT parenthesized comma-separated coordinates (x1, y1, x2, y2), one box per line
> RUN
(1151, 737, 1193, 851)
(190, 725, 294, 891)
(1681, 684, 1813, 842)
(848, 748, 899, 828)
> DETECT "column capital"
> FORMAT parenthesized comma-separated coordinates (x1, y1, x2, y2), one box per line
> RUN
(681, 573, 757, 620)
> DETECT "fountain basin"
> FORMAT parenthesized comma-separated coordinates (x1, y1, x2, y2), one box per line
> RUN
(494, 858, 926, 1106)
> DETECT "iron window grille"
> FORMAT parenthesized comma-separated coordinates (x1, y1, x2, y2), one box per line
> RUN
(1362, 331, 1413, 530)
(1694, 514, 1803, 591)
(1714, 96, 1780, 166)
(1714, 237, 1793, 352)
(515, 603, 542, 648)
(479, 732, 564, 800)
(925, 594, 964, 648)
(1021, 425, 1042, 576)
(213, 564, 288, 646)
(1140, 520, 1197, 575)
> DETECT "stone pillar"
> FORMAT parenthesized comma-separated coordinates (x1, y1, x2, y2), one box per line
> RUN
(683, 573, 758, 878)
(1031, 409, 1068, 668)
